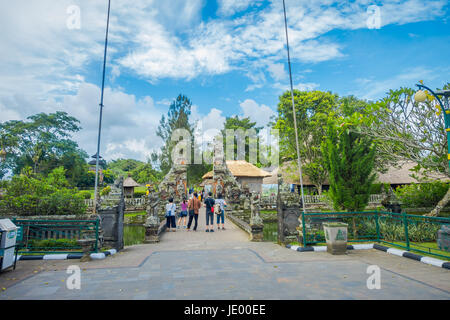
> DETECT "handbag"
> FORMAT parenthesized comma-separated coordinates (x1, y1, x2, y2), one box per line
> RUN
(165, 204, 175, 217)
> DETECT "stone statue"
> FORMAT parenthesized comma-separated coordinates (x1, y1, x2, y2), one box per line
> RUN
(144, 186, 161, 243)
(250, 192, 263, 226)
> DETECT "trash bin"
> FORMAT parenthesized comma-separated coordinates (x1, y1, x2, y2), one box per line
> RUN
(0, 219, 19, 271)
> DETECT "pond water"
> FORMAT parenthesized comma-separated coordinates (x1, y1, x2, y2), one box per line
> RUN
(124, 225, 145, 246)
(124, 222, 279, 245)
(263, 222, 278, 242)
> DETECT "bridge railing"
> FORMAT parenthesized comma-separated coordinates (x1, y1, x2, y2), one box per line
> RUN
(12, 218, 100, 254)
(84, 197, 146, 208)
(299, 210, 450, 260)
(260, 194, 385, 207)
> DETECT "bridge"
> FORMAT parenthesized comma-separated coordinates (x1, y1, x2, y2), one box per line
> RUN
(1, 205, 450, 300)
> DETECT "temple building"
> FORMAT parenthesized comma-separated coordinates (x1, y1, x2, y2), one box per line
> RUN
(201, 160, 271, 193)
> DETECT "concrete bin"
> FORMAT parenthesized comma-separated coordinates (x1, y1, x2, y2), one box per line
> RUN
(323, 222, 348, 255)
(437, 225, 450, 253)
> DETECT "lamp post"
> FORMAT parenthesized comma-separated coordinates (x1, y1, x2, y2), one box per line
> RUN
(414, 83, 450, 173)
(93, 0, 111, 213)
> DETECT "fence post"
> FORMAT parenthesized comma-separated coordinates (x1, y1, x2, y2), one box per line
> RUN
(94, 219, 99, 253)
(402, 211, 410, 251)
(301, 211, 307, 247)
(375, 211, 380, 242)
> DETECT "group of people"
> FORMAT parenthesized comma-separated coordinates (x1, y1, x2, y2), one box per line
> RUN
(164, 191, 227, 232)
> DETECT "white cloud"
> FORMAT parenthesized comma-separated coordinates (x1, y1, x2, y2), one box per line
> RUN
(267, 63, 286, 81)
(353, 66, 439, 100)
(239, 99, 276, 127)
(273, 82, 320, 92)
(217, 0, 262, 16)
(0, 81, 164, 161)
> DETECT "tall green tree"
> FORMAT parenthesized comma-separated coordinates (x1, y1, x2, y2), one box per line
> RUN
(355, 84, 450, 216)
(322, 121, 377, 212)
(273, 90, 338, 193)
(221, 116, 264, 166)
(130, 160, 163, 184)
(156, 94, 211, 185)
(0, 112, 88, 185)
(157, 94, 193, 174)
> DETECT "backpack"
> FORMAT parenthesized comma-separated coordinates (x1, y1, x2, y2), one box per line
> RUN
(214, 203, 221, 214)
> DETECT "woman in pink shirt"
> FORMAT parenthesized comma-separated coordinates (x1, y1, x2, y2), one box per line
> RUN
(177, 198, 188, 229)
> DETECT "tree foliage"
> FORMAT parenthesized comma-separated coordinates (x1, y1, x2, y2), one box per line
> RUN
(273, 90, 338, 193)
(155, 94, 211, 185)
(0, 166, 86, 216)
(322, 121, 377, 212)
(221, 115, 264, 166)
(0, 111, 88, 185)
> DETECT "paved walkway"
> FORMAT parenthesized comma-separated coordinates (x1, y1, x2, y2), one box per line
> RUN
(1, 208, 449, 299)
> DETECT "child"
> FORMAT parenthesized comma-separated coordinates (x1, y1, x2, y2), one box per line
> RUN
(177, 198, 188, 229)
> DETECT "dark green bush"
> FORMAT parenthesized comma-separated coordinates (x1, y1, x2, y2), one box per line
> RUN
(100, 186, 111, 196)
(0, 167, 87, 216)
(133, 191, 146, 198)
(29, 238, 78, 249)
(394, 181, 450, 208)
(77, 190, 92, 199)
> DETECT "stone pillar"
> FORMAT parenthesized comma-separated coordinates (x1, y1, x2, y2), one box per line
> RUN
(277, 173, 284, 244)
(250, 192, 264, 242)
(144, 216, 160, 243)
(144, 188, 160, 243)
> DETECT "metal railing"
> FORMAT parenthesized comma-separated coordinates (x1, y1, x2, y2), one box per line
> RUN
(12, 218, 100, 254)
(300, 211, 450, 260)
(260, 194, 385, 207)
(84, 197, 146, 208)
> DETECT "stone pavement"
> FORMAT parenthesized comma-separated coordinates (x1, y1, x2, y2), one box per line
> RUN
(0, 208, 449, 300)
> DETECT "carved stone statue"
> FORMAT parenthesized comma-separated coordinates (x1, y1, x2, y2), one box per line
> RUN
(144, 186, 161, 243)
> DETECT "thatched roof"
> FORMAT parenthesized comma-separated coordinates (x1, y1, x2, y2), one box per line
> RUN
(263, 160, 449, 186)
(200, 179, 214, 187)
(202, 160, 271, 179)
(123, 176, 140, 188)
(262, 162, 324, 185)
(376, 161, 449, 184)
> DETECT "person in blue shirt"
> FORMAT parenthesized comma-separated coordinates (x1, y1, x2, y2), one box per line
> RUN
(204, 192, 215, 232)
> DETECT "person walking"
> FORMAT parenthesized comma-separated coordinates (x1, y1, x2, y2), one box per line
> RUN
(187, 192, 201, 231)
(215, 193, 227, 230)
(204, 192, 215, 232)
(177, 198, 188, 229)
(165, 198, 177, 232)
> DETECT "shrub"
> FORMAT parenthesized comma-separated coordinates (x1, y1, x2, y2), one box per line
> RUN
(77, 190, 92, 199)
(29, 238, 78, 250)
(394, 181, 450, 208)
(100, 186, 111, 196)
(0, 167, 87, 216)
(356, 217, 441, 242)
(133, 190, 146, 198)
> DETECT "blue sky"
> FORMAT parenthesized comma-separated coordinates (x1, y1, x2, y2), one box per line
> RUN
(0, 0, 449, 161)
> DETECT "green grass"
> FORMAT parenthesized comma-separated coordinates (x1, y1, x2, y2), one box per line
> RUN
(260, 210, 277, 214)
(287, 240, 449, 260)
(381, 241, 450, 260)
(125, 211, 146, 217)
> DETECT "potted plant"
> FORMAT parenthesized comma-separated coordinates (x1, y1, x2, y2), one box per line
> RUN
(323, 222, 348, 255)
